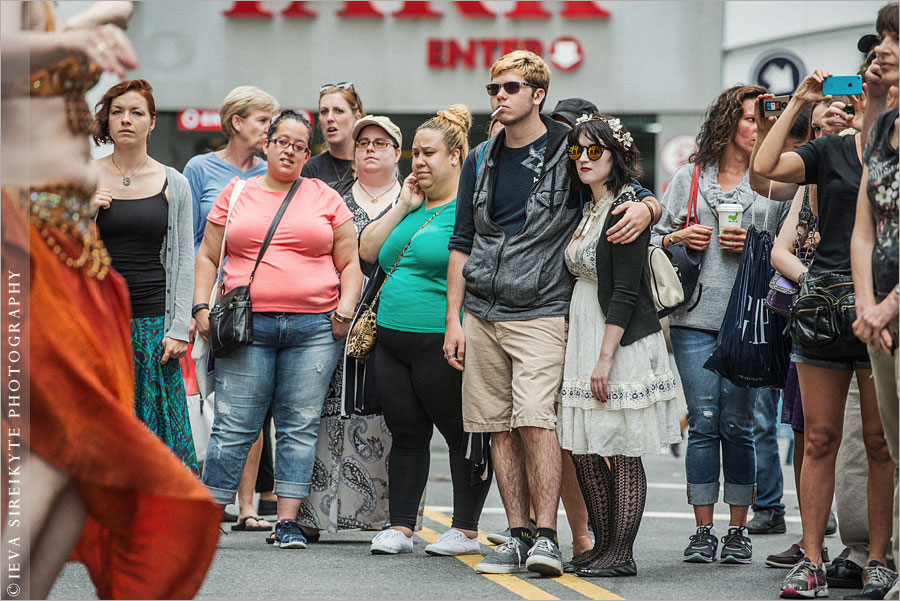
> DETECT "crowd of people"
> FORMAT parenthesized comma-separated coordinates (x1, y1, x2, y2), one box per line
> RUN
(2, 0, 898, 599)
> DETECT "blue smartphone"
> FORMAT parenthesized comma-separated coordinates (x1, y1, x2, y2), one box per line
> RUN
(822, 75, 863, 96)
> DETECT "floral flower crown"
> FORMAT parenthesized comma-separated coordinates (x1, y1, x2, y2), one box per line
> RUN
(574, 114, 633, 149)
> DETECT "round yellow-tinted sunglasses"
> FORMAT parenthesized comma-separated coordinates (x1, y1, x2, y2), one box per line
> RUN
(568, 144, 607, 161)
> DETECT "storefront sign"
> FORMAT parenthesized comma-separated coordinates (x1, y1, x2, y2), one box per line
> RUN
(752, 50, 805, 96)
(223, 1, 611, 20)
(178, 108, 315, 132)
(177, 109, 222, 132)
(427, 36, 583, 70)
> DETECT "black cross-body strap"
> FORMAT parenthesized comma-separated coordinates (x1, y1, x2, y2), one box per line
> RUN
(248, 177, 302, 285)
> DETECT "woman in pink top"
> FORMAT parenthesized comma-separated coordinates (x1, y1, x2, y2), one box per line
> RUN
(193, 110, 363, 550)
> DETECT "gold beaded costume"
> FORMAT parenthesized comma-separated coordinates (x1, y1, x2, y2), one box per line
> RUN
(1, 4, 220, 598)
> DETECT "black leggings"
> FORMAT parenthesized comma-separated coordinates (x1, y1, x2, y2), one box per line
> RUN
(374, 326, 491, 531)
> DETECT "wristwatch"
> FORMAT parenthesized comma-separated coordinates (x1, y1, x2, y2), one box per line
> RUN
(191, 303, 209, 317)
(333, 311, 353, 324)
(798, 272, 807, 286)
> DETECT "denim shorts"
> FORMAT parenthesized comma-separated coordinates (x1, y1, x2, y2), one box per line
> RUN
(791, 340, 871, 371)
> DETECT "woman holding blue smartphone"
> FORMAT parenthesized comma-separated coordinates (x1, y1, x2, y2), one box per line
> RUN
(755, 68, 895, 599)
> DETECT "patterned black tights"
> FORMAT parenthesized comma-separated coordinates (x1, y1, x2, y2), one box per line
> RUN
(572, 454, 647, 568)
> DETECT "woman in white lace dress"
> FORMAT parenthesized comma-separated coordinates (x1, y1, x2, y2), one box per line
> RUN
(558, 115, 681, 578)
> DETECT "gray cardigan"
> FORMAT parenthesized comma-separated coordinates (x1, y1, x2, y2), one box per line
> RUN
(159, 166, 194, 342)
(650, 163, 788, 332)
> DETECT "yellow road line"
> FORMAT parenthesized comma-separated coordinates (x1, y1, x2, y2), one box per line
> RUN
(554, 574, 624, 601)
(417, 526, 559, 600)
(422, 507, 625, 601)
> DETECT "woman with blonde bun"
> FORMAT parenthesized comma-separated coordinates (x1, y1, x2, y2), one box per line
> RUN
(359, 105, 492, 556)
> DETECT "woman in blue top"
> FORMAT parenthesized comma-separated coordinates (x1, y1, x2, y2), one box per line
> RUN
(359, 104, 492, 556)
(184, 85, 278, 250)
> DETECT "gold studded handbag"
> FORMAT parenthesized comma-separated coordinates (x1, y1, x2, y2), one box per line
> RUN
(346, 204, 449, 363)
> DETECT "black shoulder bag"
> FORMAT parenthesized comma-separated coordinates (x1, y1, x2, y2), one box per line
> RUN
(209, 178, 302, 358)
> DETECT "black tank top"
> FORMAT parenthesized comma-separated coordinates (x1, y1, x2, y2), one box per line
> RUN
(96, 181, 168, 318)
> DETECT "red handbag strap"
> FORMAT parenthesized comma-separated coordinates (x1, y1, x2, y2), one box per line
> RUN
(683, 163, 701, 230)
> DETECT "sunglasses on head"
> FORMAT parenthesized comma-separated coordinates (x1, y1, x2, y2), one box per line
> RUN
(319, 81, 361, 107)
(486, 81, 540, 96)
(567, 144, 607, 161)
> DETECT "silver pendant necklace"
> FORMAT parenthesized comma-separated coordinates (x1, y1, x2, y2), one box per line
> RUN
(111, 154, 150, 186)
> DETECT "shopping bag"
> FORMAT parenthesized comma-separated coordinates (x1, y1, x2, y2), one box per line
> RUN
(191, 335, 215, 400)
(703, 224, 791, 388)
(187, 391, 214, 462)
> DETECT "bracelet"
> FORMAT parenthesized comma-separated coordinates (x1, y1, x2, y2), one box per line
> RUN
(191, 303, 209, 317)
(641, 199, 656, 221)
(798, 272, 807, 286)
(333, 311, 353, 324)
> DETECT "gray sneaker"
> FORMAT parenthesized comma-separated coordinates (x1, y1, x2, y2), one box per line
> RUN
(476, 538, 530, 574)
(526, 536, 564, 577)
(486, 528, 512, 546)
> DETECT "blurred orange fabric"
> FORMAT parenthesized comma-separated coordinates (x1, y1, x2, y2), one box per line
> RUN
(2, 189, 220, 599)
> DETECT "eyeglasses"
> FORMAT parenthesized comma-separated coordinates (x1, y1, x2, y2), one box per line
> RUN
(486, 81, 540, 96)
(355, 138, 396, 150)
(269, 137, 310, 154)
(319, 81, 361, 108)
(567, 144, 607, 161)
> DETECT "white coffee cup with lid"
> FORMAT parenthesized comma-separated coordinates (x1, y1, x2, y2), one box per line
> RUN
(717, 203, 744, 230)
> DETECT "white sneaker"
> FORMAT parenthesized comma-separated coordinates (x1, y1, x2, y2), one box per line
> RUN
(425, 528, 481, 556)
(370, 528, 413, 554)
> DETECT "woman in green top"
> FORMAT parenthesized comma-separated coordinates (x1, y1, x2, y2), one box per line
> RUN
(359, 104, 492, 556)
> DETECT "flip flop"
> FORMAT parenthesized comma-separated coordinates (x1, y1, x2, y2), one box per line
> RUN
(231, 516, 272, 532)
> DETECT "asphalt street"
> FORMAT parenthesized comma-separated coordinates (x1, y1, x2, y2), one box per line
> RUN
(50, 435, 832, 600)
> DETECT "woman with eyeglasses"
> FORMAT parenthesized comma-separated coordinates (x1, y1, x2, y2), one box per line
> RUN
(302, 82, 365, 196)
(89, 79, 199, 475)
(194, 110, 363, 550)
(558, 116, 681, 578)
(296, 115, 403, 539)
(358, 104, 493, 556)
(183, 85, 279, 531)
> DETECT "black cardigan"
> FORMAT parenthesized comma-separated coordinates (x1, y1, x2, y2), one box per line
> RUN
(594, 194, 662, 346)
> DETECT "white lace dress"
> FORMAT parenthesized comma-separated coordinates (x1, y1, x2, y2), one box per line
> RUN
(557, 195, 682, 457)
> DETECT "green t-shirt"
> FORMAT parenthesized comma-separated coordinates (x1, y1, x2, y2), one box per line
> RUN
(376, 200, 455, 333)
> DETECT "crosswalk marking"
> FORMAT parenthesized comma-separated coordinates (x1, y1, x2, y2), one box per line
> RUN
(422, 507, 624, 601)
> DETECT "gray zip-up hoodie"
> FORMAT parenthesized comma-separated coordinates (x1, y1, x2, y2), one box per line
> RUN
(460, 115, 580, 322)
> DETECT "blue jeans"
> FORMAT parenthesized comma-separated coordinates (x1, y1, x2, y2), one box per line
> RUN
(202, 312, 342, 504)
(752, 388, 785, 515)
(670, 327, 756, 507)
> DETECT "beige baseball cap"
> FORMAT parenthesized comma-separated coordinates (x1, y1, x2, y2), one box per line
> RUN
(351, 115, 402, 148)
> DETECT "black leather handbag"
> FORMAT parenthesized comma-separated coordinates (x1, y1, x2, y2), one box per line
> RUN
(789, 271, 857, 348)
(209, 178, 301, 358)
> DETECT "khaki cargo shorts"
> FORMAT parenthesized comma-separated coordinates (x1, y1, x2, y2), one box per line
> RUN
(461, 312, 566, 433)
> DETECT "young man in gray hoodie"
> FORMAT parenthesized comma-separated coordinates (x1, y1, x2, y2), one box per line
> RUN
(444, 50, 660, 577)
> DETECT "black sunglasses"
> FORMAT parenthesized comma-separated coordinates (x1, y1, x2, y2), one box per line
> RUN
(486, 81, 540, 96)
(568, 144, 607, 161)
